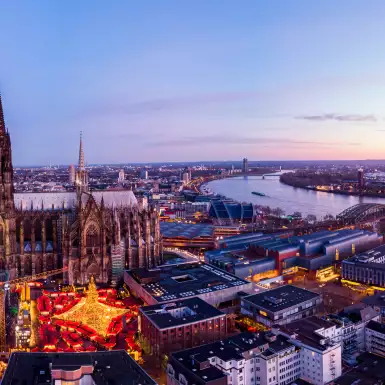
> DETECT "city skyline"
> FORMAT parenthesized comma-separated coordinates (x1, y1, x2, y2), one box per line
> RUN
(1, 1, 385, 164)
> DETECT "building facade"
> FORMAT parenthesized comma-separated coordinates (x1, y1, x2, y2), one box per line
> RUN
(242, 157, 248, 173)
(0, 95, 162, 284)
(138, 297, 227, 357)
(342, 245, 385, 287)
(167, 325, 342, 385)
(241, 285, 322, 327)
(365, 320, 385, 357)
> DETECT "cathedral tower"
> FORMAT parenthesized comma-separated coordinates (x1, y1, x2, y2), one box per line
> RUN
(75, 131, 89, 196)
(0, 94, 14, 214)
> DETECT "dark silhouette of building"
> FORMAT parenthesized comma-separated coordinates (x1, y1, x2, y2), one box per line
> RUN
(358, 168, 365, 190)
(242, 157, 248, 173)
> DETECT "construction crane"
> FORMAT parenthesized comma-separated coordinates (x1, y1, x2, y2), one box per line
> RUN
(0, 267, 68, 352)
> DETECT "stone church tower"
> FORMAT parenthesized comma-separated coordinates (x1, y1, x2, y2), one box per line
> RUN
(0, 94, 16, 268)
(0, 94, 15, 215)
(0, 94, 163, 284)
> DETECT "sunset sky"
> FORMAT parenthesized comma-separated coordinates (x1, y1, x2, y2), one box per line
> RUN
(1, 0, 385, 165)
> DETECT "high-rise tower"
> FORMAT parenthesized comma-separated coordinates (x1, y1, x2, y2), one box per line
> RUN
(0, 94, 15, 214)
(75, 132, 89, 195)
(242, 157, 249, 173)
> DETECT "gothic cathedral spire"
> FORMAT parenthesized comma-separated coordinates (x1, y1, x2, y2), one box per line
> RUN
(0, 93, 15, 214)
(78, 131, 85, 170)
(75, 131, 89, 196)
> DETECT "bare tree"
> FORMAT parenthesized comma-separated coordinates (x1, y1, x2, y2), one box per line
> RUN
(323, 213, 334, 221)
(305, 214, 317, 224)
(271, 207, 285, 217)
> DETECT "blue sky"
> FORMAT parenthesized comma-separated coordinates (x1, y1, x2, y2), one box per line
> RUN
(1, 0, 385, 165)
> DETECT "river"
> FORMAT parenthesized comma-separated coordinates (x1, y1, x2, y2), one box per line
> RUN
(206, 175, 385, 219)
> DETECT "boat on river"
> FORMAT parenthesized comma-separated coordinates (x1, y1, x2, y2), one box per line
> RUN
(252, 191, 266, 197)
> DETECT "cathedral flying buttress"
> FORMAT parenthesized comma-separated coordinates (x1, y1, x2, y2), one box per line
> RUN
(0, 94, 163, 284)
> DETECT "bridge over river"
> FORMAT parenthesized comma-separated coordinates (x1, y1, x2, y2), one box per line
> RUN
(336, 203, 385, 224)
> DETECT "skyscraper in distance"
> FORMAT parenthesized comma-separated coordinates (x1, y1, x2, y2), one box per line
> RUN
(242, 158, 249, 173)
(68, 164, 75, 184)
(358, 168, 365, 190)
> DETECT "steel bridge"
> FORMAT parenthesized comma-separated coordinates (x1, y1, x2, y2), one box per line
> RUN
(336, 203, 385, 224)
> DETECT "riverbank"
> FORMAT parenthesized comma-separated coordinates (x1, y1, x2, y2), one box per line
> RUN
(206, 176, 385, 218)
(196, 170, 279, 195)
(279, 175, 385, 199)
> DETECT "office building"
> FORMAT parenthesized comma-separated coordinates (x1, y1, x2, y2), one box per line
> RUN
(138, 297, 227, 357)
(118, 169, 125, 183)
(342, 244, 385, 287)
(241, 285, 322, 327)
(2, 351, 157, 385)
(141, 169, 149, 180)
(182, 172, 190, 184)
(125, 262, 253, 306)
(357, 168, 365, 190)
(242, 157, 249, 173)
(68, 164, 76, 184)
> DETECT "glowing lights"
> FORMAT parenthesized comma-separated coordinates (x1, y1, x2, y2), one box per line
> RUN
(259, 310, 268, 317)
(53, 276, 128, 337)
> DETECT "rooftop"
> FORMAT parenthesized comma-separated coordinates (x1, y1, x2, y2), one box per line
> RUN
(14, 190, 138, 211)
(129, 263, 251, 303)
(279, 316, 338, 351)
(2, 351, 156, 385)
(344, 244, 385, 266)
(171, 332, 293, 380)
(362, 292, 385, 308)
(160, 222, 214, 240)
(334, 352, 385, 385)
(243, 285, 320, 313)
(140, 297, 224, 329)
(366, 320, 385, 334)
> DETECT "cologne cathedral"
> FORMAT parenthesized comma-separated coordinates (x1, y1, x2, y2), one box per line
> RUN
(0, 95, 162, 284)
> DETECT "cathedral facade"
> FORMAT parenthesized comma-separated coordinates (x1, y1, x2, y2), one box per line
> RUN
(0, 95, 162, 284)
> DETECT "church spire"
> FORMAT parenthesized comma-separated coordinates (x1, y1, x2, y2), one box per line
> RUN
(0, 93, 6, 135)
(75, 131, 89, 196)
(78, 131, 85, 170)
